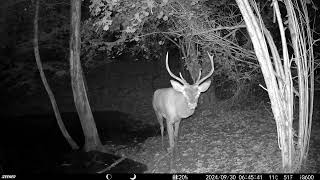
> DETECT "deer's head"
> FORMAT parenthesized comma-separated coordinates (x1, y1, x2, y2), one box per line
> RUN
(166, 52, 214, 109)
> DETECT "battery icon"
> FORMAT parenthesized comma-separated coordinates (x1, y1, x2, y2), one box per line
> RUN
(172, 174, 177, 180)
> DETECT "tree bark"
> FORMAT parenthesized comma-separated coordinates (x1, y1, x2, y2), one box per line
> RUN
(33, 0, 78, 150)
(70, 0, 103, 151)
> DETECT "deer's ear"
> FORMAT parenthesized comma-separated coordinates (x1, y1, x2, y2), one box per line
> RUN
(170, 80, 184, 92)
(199, 80, 211, 92)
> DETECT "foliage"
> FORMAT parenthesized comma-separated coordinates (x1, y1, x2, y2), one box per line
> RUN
(88, 0, 320, 97)
(89, 0, 263, 94)
(84, 0, 172, 63)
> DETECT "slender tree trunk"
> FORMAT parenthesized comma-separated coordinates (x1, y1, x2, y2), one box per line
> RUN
(70, 0, 103, 151)
(33, 0, 78, 150)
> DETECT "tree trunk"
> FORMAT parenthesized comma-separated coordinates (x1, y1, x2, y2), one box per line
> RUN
(70, 0, 103, 151)
(33, 0, 78, 150)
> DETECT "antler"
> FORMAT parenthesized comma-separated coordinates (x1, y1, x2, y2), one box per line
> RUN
(166, 52, 188, 85)
(195, 51, 215, 85)
(195, 70, 202, 83)
(179, 72, 188, 83)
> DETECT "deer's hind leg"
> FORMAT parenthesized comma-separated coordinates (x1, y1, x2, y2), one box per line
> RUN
(166, 119, 176, 172)
(155, 112, 165, 151)
(173, 120, 181, 145)
(172, 120, 181, 156)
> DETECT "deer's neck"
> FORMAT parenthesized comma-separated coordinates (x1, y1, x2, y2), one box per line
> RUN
(176, 94, 195, 118)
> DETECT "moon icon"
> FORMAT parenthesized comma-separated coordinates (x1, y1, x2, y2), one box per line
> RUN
(130, 174, 136, 180)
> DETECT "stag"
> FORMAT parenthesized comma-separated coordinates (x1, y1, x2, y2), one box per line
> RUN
(152, 52, 214, 165)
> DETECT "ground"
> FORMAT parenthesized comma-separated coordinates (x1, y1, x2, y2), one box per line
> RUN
(103, 106, 320, 173)
(0, 62, 319, 173)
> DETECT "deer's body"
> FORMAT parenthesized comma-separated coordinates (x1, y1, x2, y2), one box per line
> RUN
(153, 88, 195, 119)
(153, 88, 195, 152)
(152, 52, 214, 163)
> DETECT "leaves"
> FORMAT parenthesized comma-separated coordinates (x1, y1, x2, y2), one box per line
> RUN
(87, 0, 260, 84)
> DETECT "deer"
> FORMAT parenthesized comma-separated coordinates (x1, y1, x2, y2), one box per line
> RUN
(152, 51, 214, 162)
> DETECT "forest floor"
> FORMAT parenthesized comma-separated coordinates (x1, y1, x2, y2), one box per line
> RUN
(101, 102, 320, 173)
(1, 62, 319, 173)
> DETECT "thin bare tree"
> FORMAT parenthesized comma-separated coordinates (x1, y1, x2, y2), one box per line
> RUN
(33, 0, 78, 150)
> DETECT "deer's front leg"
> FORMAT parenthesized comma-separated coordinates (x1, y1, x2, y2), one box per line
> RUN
(166, 119, 175, 154)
